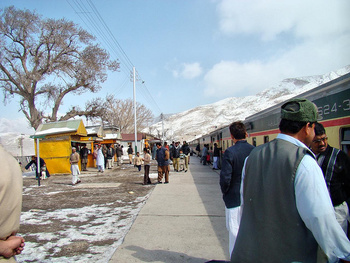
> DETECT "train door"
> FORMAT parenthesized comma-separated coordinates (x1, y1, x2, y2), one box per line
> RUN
(340, 127, 350, 157)
(217, 132, 223, 169)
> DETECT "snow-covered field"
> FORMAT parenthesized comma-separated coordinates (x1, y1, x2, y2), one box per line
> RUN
(16, 170, 159, 263)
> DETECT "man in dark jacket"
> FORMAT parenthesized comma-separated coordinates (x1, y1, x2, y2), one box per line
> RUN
(25, 156, 50, 179)
(106, 144, 115, 169)
(181, 141, 191, 172)
(115, 144, 123, 167)
(80, 144, 89, 171)
(127, 145, 133, 164)
(155, 142, 170, 184)
(219, 121, 254, 257)
(171, 141, 181, 172)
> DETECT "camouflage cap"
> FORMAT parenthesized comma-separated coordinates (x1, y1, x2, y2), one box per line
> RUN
(281, 98, 318, 122)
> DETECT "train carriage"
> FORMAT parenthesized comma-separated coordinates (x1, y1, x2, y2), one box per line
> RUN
(191, 72, 350, 170)
(244, 72, 350, 155)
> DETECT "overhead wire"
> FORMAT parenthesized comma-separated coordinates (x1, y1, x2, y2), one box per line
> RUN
(67, 0, 163, 115)
(67, 0, 132, 78)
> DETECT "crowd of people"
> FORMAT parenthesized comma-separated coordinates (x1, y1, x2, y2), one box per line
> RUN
(3, 97, 350, 262)
(220, 98, 350, 263)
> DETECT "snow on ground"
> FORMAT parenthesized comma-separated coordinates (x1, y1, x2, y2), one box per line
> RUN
(16, 172, 159, 263)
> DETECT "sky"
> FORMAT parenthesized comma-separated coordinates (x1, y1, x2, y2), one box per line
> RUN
(0, 0, 349, 134)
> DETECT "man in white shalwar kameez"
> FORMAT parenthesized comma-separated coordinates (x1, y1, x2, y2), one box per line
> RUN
(96, 144, 105, 173)
(70, 147, 81, 185)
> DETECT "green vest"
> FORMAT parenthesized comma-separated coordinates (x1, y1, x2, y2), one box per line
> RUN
(231, 139, 318, 263)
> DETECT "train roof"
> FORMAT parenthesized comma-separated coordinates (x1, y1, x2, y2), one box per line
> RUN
(244, 72, 350, 123)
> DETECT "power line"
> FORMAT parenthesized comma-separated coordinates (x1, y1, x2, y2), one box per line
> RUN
(67, 0, 163, 115)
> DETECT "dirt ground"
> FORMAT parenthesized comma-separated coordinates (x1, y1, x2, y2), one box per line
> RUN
(17, 161, 158, 263)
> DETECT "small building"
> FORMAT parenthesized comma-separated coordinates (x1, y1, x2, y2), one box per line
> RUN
(31, 119, 87, 175)
(82, 125, 104, 168)
(120, 133, 160, 155)
(120, 133, 144, 155)
(102, 125, 122, 145)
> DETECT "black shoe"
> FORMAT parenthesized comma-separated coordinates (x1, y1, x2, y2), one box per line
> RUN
(164, 182, 169, 184)
(185, 170, 187, 172)
(157, 181, 162, 184)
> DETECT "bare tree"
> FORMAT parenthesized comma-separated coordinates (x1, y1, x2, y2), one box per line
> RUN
(102, 95, 154, 133)
(0, 6, 119, 129)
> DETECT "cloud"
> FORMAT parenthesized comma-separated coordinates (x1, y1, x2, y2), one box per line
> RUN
(204, 0, 350, 98)
(216, 0, 350, 41)
(170, 62, 203, 79)
(181, 62, 203, 79)
(203, 60, 283, 97)
(203, 35, 350, 98)
(0, 117, 35, 134)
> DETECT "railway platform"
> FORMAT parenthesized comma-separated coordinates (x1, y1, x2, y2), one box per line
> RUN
(109, 156, 229, 263)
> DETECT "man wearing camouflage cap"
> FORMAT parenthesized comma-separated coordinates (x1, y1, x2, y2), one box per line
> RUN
(231, 98, 350, 263)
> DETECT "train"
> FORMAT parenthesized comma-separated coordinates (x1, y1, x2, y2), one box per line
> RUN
(189, 72, 350, 168)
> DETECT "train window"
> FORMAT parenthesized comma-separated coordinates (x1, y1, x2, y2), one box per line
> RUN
(341, 128, 350, 156)
(264, 136, 269, 143)
(252, 137, 257, 147)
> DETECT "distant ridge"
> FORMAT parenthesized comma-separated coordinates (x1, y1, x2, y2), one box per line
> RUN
(1, 65, 349, 156)
(143, 65, 350, 143)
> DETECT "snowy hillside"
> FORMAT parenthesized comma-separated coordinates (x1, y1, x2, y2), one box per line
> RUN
(144, 65, 350, 143)
(1, 65, 349, 157)
(0, 133, 35, 157)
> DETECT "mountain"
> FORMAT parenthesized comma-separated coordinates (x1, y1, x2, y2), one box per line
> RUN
(1, 65, 349, 157)
(143, 65, 350, 143)
(0, 133, 35, 157)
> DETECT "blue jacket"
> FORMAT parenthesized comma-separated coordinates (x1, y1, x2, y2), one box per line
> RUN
(156, 147, 169, 166)
(219, 140, 254, 208)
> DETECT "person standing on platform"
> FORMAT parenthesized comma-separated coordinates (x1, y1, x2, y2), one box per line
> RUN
(0, 144, 25, 261)
(231, 98, 350, 263)
(102, 144, 108, 169)
(213, 143, 221, 170)
(142, 148, 152, 185)
(80, 144, 89, 171)
(171, 141, 181, 172)
(196, 143, 200, 157)
(201, 144, 208, 165)
(127, 145, 133, 164)
(115, 144, 123, 167)
(219, 121, 254, 257)
(106, 144, 114, 169)
(156, 142, 170, 184)
(96, 144, 105, 173)
(134, 152, 142, 172)
(310, 122, 350, 263)
(181, 141, 191, 172)
(70, 147, 81, 185)
(152, 143, 157, 160)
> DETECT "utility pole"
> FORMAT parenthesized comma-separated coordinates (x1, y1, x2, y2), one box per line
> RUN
(133, 67, 137, 154)
(36, 138, 41, 187)
(18, 134, 24, 157)
(161, 113, 164, 145)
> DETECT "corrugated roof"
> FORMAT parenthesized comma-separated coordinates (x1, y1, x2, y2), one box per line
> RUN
(85, 125, 103, 137)
(104, 133, 122, 140)
(32, 119, 87, 138)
